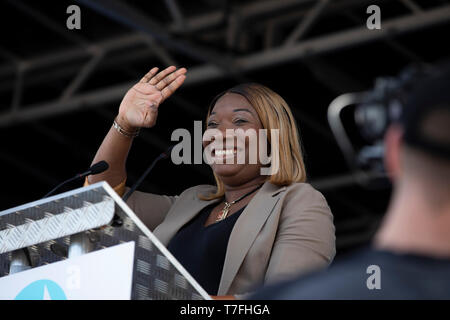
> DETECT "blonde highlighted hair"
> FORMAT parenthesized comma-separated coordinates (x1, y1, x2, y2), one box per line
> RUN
(201, 83, 307, 200)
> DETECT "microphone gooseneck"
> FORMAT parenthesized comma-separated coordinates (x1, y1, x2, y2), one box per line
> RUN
(43, 160, 109, 199)
(122, 146, 174, 202)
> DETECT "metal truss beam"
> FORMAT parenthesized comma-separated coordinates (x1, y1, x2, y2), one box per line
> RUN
(1, 4, 449, 127)
(0, 0, 389, 91)
(169, 0, 315, 34)
(398, 0, 422, 13)
(164, 0, 185, 30)
(6, 0, 88, 47)
(0, 34, 146, 78)
(76, 0, 234, 71)
(284, 0, 330, 45)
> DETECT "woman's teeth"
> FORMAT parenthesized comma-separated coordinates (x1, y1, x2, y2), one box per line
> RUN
(215, 149, 236, 156)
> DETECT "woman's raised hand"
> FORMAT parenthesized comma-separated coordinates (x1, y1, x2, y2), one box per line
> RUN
(117, 66, 187, 130)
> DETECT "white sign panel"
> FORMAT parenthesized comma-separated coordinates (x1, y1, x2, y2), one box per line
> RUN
(0, 241, 135, 300)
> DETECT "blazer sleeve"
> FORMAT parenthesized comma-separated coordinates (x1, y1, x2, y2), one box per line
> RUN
(264, 183, 336, 285)
(125, 187, 178, 231)
(84, 177, 178, 231)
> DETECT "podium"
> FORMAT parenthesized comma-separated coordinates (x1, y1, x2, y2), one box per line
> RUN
(0, 182, 210, 300)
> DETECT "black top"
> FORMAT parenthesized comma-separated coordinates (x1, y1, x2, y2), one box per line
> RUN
(250, 246, 450, 300)
(167, 203, 246, 295)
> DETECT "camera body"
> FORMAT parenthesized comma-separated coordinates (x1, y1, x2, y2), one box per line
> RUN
(328, 64, 433, 182)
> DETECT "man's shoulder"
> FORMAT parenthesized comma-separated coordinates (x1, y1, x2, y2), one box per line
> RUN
(253, 248, 375, 299)
(251, 247, 450, 300)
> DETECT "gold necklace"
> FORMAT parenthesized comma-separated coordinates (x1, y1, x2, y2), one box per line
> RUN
(216, 184, 263, 222)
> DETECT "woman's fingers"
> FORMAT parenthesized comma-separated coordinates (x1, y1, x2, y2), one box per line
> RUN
(148, 66, 177, 86)
(161, 74, 186, 102)
(132, 82, 159, 95)
(154, 67, 187, 91)
(139, 67, 159, 83)
(136, 66, 186, 97)
(127, 66, 186, 128)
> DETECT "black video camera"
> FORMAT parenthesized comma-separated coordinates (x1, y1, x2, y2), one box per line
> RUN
(327, 63, 434, 186)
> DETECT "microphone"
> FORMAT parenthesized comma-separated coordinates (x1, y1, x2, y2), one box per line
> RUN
(43, 160, 109, 198)
(122, 146, 174, 202)
(78, 160, 109, 177)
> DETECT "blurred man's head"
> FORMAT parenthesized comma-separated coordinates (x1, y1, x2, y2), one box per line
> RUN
(384, 64, 450, 210)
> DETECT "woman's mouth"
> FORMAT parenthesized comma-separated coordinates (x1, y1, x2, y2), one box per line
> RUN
(212, 147, 244, 163)
(214, 148, 237, 157)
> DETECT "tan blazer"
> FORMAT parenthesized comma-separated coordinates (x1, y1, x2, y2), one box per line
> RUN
(126, 181, 336, 296)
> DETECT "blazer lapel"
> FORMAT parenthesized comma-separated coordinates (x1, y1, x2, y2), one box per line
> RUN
(153, 187, 220, 246)
(217, 182, 286, 295)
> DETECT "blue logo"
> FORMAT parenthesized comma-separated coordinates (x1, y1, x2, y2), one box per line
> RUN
(15, 279, 67, 300)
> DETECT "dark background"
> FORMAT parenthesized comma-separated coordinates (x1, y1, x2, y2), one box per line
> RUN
(1, 0, 449, 255)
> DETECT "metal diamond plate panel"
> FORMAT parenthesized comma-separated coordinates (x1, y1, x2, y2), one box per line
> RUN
(0, 183, 207, 300)
(0, 198, 114, 253)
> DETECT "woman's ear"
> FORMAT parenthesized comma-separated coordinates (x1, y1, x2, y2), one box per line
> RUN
(384, 125, 404, 181)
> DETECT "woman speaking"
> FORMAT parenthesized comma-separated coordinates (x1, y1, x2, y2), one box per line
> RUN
(87, 66, 336, 299)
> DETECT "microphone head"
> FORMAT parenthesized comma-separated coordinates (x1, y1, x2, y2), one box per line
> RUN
(161, 145, 175, 159)
(89, 160, 109, 175)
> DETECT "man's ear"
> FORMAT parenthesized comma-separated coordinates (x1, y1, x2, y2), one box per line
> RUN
(384, 125, 404, 180)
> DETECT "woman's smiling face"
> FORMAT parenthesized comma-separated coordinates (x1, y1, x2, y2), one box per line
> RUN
(203, 92, 264, 186)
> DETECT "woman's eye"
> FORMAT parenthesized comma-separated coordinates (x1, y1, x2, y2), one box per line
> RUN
(234, 119, 248, 125)
(207, 122, 218, 127)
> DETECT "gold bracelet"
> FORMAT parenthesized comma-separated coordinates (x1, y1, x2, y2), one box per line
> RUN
(113, 117, 140, 138)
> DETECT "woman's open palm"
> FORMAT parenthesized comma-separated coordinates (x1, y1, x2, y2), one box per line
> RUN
(118, 66, 187, 129)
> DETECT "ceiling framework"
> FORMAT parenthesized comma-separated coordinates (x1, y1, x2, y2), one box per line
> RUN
(1, 0, 449, 250)
(1, 0, 450, 127)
